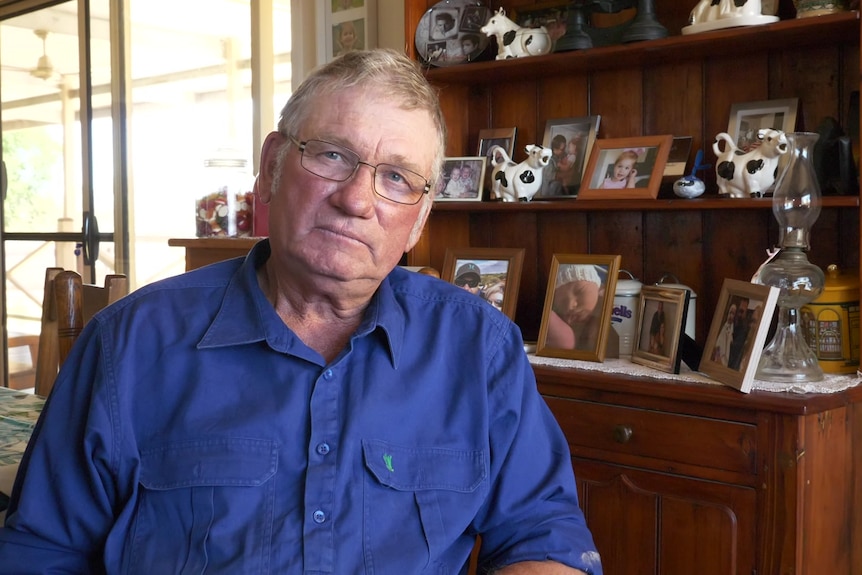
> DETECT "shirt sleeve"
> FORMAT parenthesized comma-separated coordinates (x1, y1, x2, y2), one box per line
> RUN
(473, 325, 603, 575)
(0, 320, 124, 574)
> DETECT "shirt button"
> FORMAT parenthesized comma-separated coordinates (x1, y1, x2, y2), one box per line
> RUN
(316, 442, 330, 455)
(323, 369, 334, 380)
(313, 510, 326, 524)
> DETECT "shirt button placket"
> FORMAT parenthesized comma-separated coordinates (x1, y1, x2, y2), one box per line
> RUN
(303, 366, 339, 571)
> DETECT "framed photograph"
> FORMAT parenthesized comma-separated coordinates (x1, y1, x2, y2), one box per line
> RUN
(478, 127, 517, 194)
(631, 285, 691, 374)
(700, 278, 780, 393)
(513, 2, 570, 52)
(536, 254, 622, 362)
(662, 136, 693, 179)
(535, 115, 601, 199)
(435, 156, 486, 202)
(316, 0, 378, 65)
(441, 247, 526, 319)
(478, 127, 517, 162)
(727, 98, 798, 152)
(577, 135, 673, 200)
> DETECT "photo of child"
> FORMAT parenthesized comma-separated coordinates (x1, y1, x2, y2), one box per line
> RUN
(333, 19, 364, 58)
(589, 146, 658, 190)
(601, 149, 640, 189)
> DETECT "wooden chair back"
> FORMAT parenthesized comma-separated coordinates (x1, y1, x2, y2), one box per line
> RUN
(34, 268, 128, 397)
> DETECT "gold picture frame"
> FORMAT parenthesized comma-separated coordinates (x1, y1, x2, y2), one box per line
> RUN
(536, 253, 621, 362)
(631, 285, 691, 374)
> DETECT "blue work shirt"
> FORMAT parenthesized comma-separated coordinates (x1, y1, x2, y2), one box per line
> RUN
(0, 240, 601, 574)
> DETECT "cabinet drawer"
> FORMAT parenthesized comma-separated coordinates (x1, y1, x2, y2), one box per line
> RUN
(545, 397, 757, 476)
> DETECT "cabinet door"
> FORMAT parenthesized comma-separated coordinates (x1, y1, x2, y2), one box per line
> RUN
(574, 459, 756, 575)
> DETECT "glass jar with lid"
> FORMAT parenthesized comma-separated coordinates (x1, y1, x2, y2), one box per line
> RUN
(196, 147, 254, 237)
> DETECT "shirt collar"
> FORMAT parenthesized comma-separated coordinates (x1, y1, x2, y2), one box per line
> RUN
(197, 239, 404, 367)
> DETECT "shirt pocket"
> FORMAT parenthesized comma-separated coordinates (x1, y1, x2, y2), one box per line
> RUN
(362, 439, 486, 574)
(127, 437, 278, 575)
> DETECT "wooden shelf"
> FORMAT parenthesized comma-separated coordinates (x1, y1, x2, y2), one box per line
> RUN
(431, 195, 859, 212)
(424, 11, 860, 85)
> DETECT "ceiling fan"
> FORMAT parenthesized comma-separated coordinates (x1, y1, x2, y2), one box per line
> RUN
(29, 29, 55, 81)
(1, 29, 62, 83)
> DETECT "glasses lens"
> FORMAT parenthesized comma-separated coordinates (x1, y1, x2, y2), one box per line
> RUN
(455, 278, 478, 288)
(300, 140, 359, 181)
(299, 139, 428, 205)
(375, 164, 428, 205)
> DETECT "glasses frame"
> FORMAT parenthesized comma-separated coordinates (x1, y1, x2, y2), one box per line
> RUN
(290, 136, 431, 205)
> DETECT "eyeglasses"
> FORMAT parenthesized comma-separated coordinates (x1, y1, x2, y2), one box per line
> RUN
(291, 137, 431, 205)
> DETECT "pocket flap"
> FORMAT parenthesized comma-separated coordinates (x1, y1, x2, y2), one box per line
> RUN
(362, 439, 485, 493)
(140, 437, 278, 489)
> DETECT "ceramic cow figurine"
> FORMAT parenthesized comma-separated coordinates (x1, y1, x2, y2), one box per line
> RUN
(490, 144, 553, 202)
(713, 128, 788, 198)
(689, 0, 764, 25)
(480, 7, 551, 59)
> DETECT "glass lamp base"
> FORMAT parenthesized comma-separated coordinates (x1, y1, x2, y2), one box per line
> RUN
(755, 307, 824, 383)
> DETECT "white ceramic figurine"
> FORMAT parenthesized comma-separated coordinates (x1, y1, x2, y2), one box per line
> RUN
(713, 128, 788, 198)
(480, 7, 551, 60)
(490, 143, 553, 202)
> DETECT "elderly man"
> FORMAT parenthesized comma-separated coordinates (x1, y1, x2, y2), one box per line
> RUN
(0, 49, 601, 574)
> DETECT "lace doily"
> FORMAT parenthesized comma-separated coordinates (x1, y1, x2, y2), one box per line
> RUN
(527, 354, 861, 394)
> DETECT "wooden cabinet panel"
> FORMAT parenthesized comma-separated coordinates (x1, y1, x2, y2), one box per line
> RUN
(576, 458, 757, 575)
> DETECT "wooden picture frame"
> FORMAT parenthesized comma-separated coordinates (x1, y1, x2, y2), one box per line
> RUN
(535, 115, 601, 199)
(478, 127, 517, 196)
(316, 0, 378, 65)
(441, 247, 525, 319)
(536, 254, 621, 362)
(631, 285, 691, 374)
(727, 98, 798, 152)
(435, 156, 486, 202)
(700, 278, 780, 394)
(577, 135, 673, 200)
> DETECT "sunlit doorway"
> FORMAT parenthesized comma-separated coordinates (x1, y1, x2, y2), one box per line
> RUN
(0, 0, 292, 389)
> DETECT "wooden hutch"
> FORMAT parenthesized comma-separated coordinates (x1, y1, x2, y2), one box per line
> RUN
(404, 1, 862, 574)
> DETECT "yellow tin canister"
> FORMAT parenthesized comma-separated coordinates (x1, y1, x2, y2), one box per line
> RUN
(801, 264, 860, 374)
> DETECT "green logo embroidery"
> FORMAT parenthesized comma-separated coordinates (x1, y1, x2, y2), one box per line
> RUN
(383, 453, 394, 472)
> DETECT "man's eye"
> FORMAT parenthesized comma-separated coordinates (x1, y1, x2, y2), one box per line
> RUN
(321, 149, 345, 162)
(380, 168, 409, 186)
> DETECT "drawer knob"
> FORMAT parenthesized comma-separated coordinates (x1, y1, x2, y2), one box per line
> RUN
(613, 425, 633, 444)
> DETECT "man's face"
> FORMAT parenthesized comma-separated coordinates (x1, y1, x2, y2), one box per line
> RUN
(260, 87, 436, 289)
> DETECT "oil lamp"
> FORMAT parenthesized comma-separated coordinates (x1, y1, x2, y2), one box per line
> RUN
(755, 132, 825, 383)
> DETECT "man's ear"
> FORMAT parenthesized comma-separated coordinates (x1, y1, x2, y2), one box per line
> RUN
(256, 131, 287, 204)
